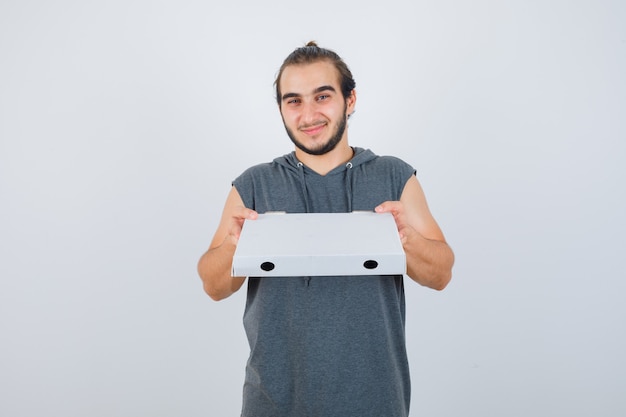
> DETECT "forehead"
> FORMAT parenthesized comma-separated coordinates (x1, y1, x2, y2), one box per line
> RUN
(279, 61, 341, 94)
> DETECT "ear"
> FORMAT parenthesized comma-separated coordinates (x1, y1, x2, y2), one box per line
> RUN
(346, 89, 356, 116)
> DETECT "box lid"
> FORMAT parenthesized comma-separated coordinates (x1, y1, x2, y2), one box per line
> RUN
(232, 212, 406, 277)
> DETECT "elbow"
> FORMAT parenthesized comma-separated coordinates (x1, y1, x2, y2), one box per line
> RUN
(204, 285, 221, 301)
(202, 280, 229, 302)
(198, 265, 229, 302)
(434, 254, 454, 290)
(434, 249, 455, 290)
(207, 292, 228, 302)
(197, 256, 229, 301)
(409, 256, 454, 291)
(431, 270, 452, 291)
(199, 268, 245, 302)
(407, 269, 452, 291)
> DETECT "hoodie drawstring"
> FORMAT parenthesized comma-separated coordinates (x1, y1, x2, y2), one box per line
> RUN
(297, 162, 312, 288)
(296, 162, 311, 213)
(296, 160, 355, 288)
(345, 161, 354, 212)
(296, 160, 355, 213)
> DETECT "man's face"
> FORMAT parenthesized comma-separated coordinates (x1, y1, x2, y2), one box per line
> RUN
(278, 61, 355, 156)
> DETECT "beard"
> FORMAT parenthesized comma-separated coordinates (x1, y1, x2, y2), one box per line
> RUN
(283, 105, 348, 156)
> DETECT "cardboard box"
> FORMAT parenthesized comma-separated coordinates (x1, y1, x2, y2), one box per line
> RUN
(232, 212, 406, 277)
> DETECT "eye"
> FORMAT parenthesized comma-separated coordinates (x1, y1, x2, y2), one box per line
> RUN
(317, 94, 330, 101)
(287, 98, 301, 105)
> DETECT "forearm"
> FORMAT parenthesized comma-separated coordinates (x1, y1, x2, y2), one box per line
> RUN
(403, 232, 454, 290)
(197, 238, 246, 301)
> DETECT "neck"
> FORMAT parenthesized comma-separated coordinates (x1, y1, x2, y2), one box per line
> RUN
(295, 141, 354, 176)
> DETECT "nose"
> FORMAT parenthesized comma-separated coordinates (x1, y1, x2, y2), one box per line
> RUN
(300, 100, 318, 125)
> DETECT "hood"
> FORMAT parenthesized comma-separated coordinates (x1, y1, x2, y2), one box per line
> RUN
(273, 147, 377, 213)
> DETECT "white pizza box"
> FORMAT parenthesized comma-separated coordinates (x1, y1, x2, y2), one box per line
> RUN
(232, 211, 406, 277)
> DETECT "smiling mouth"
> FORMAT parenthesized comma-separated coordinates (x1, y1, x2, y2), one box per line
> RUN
(299, 122, 327, 136)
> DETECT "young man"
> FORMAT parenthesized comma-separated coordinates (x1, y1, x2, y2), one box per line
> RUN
(198, 42, 454, 417)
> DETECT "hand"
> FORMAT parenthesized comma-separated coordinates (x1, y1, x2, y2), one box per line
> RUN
(375, 201, 421, 246)
(374, 178, 453, 289)
(227, 206, 258, 244)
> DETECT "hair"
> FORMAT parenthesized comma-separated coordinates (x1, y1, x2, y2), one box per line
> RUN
(274, 41, 356, 106)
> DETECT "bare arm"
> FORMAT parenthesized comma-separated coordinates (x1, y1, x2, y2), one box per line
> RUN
(375, 176, 454, 290)
(197, 187, 257, 301)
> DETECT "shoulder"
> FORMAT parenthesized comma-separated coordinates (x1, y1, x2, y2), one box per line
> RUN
(237, 161, 274, 177)
(234, 158, 289, 183)
(363, 154, 416, 177)
(374, 154, 413, 167)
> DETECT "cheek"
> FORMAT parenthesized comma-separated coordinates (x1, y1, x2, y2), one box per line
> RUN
(284, 115, 299, 129)
(281, 109, 298, 123)
(330, 104, 347, 119)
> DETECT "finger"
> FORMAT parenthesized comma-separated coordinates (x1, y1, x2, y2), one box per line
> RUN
(375, 201, 401, 213)
(233, 206, 258, 220)
(230, 208, 258, 241)
(244, 208, 258, 220)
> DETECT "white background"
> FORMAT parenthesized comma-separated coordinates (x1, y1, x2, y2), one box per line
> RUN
(1, 1, 624, 416)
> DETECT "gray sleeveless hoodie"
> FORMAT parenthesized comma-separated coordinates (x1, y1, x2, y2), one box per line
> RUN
(233, 147, 415, 417)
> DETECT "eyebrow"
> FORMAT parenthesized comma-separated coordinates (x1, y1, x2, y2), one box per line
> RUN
(313, 85, 336, 94)
(281, 85, 337, 102)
